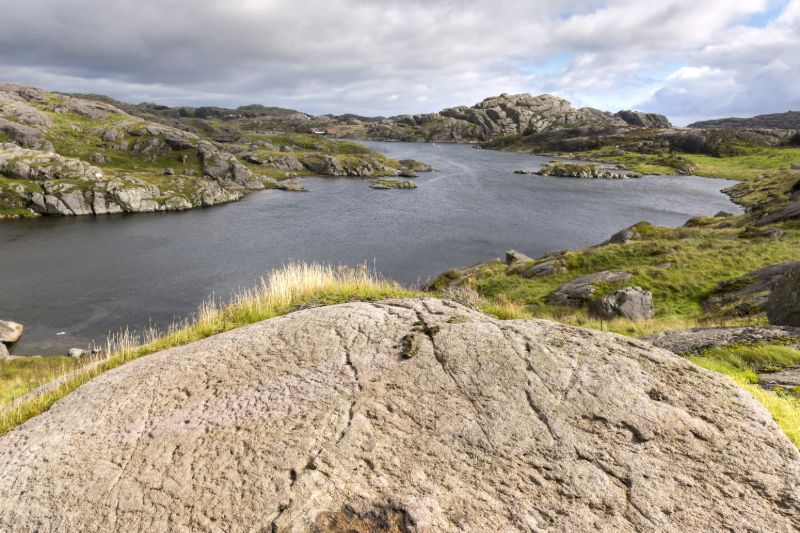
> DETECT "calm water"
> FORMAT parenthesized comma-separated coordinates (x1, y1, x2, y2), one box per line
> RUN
(0, 142, 741, 354)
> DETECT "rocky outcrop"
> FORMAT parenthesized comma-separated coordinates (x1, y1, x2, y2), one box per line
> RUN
(766, 264, 800, 326)
(641, 326, 800, 355)
(549, 270, 633, 306)
(760, 368, 800, 391)
(520, 258, 568, 278)
(589, 287, 654, 321)
(604, 222, 648, 244)
(615, 110, 671, 129)
(0, 143, 103, 181)
(346, 93, 638, 143)
(537, 161, 641, 179)
(704, 261, 800, 319)
(0, 299, 797, 531)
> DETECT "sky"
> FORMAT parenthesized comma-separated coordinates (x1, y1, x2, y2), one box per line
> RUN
(0, 0, 798, 125)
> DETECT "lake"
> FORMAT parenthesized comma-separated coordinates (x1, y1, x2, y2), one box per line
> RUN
(0, 142, 741, 354)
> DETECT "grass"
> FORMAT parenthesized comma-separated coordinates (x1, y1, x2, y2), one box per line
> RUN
(0, 357, 84, 405)
(0, 262, 419, 436)
(455, 223, 800, 330)
(698, 344, 800, 374)
(689, 356, 800, 446)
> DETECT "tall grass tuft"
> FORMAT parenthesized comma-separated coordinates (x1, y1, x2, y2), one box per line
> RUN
(0, 262, 417, 436)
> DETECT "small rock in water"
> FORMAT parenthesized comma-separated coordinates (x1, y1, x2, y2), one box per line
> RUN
(68, 348, 85, 359)
(513, 169, 533, 174)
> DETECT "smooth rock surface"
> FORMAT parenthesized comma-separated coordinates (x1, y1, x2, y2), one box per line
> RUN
(641, 326, 800, 354)
(0, 299, 798, 532)
(767, 265, 800, 326)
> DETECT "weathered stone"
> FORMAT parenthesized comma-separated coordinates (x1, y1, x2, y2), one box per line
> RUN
(549, 271, 633, 306)
(0, 320, 23, 345)
(614, 110, 672, 129)
(0, 343, 8, 360)
(505, 249, 533, 265)
(0, 299, 797, 531)
(521, 258, 568, 278)
(605, 222, 647, 244)
(276, 179, 306, 192)
(589, 287, 654, 321)
(68, 348, 85, 359)
(641, 326, 800, 355)
(301, 154, 345, 176)
(704, 261, 800, 319)
(766, 265, 800, 326)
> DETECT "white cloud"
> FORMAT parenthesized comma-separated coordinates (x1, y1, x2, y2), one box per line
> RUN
(0, 0, 795, 122)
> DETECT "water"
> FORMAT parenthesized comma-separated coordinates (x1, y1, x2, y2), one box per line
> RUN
(0, 142, 741, 354)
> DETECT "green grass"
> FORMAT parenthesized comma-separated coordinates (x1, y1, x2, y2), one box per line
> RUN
(455, 223, 800, 331)
(698, 344, 800, 374)
(0, 262, 420, 436)
(0, 357, 84, 405)
(689, 356, 800, 446)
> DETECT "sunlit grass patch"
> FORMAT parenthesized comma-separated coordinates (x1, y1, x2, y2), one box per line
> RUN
(690, 356, 800, 446)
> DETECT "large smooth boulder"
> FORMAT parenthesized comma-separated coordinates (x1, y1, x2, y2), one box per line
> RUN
(589, 286, 654, 321)
(0, 299, 797, 531)
(766, 265, 800, 326)
(0, 320, 23, 345)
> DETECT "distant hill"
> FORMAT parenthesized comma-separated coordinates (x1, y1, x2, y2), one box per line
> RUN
(689, 111, 800, 130)
(333, 93, 672, 143)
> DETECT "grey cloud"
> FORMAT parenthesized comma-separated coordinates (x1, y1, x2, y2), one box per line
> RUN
(0, 0, 794, 121)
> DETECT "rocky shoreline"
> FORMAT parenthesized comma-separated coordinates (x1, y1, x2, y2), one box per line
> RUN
(0, 84, 433, 218)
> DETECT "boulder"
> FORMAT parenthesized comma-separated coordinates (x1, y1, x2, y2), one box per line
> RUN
(789, 180, 800, 202)
(549, 271, 633, 306)
(0, 342, 8, 360)
(68, 348, 85, 359)
(589, 287, 654, 321)
(0, 320, 23, 345)
(301, 154, 345, 176)
(766, 265, 800, 326)
(521, 258, 568, 278)
(505, 249, 533, 265)
(641, 326, 800, 355)
(0, 299, 797, 531)
(605, 222, 646, 244)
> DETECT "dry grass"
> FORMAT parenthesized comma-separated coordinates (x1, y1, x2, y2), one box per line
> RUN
(0, 262, 417, 436)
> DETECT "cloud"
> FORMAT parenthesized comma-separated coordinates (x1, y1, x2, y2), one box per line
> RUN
(640, 0, 800, 124)
(0, 0, 795, 122)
